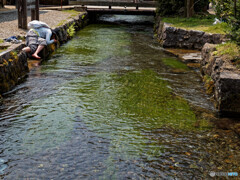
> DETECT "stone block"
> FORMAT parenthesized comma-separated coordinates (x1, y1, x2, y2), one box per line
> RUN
(215, 71, 240, 112)
(155, 20, 226, 50)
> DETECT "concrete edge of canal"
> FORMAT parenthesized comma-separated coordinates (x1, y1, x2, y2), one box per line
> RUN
(0, 11, 89, 99)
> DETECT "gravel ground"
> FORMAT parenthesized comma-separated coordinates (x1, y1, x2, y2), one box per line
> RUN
(0, 10, 78, 39)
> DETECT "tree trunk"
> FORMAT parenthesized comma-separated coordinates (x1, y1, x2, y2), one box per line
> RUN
(185, 0, 194, 18)
(0, 0, 4, 8)
(234, 0, 237, 17)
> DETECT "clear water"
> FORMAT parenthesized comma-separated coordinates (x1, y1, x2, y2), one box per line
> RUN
(0, 15, 239, 179)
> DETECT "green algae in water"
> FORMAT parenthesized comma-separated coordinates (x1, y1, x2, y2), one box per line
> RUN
(42, 24, 131, 71)
(17, 24, 209, 156)
(67, 69, 210, 177)
(162, 57, 189, 71)
(115, 70, 209, 130)
(70, 70, 210, 132)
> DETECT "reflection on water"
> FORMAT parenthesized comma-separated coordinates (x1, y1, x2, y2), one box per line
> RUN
(0, 15, 239, 179)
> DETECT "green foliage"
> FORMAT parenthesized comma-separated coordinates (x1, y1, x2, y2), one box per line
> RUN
(0, 39, 4, 43)
(162, 16, 230, 34)
(210, 0, 236, 20)
(156, 0, 184, 16)
(210, 0, 240, 44)
(228, 16, 240, 45)
(156, 0, 209, 16)
(67, 23, 76, 38)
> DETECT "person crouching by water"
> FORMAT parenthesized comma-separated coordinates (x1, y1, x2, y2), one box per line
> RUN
(22, 21, 57, 59)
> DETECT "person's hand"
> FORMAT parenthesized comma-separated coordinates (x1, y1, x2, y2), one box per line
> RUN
(54, 39, 58, 43)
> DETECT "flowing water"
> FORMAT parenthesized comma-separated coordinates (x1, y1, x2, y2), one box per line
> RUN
(0, 15, 240, 179)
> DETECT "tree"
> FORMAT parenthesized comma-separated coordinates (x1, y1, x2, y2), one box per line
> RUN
(185, 0, 195, 17)
(0, 0, 4, 8)
(156, 0, 209, 17)
(234, 0, 237, 17)
(211, 0, 240, 44)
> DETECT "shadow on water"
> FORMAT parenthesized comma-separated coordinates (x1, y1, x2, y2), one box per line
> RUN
(0, 15, 240, 179)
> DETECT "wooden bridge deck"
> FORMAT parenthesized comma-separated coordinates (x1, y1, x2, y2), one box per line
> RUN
(69, 0, 157, 7)
(87, 8, 155, 15)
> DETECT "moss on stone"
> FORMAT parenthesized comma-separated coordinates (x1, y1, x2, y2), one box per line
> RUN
(67, 22, 76, 38)
(10, 51, 18, 60)
(0, 48, 7, 53)
(63, 9, 80, 18)
(203, 75, 214, 95)
(57, 20, 67, 27)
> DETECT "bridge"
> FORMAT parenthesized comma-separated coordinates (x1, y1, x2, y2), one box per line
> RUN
(70, 0, 156, 16)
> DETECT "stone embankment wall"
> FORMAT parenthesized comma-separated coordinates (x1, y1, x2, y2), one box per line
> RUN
(0, 44, 28, 94)
(155, 17, 240, 114)
(0, 12, 89, 96)
(155, 19, 226, 50)
(201, 43, 240, 113)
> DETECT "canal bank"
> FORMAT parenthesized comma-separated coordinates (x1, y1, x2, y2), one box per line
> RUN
(0, 10, 89, 97)
(1, 8, 239, 115)
(155, 16, 240, 115)
(0, 15, 240, 179)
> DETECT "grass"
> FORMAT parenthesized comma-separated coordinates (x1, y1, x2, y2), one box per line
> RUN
(0, 39, 4, 43)
(161, 16, 230, 34)
(213, 42, 240, 69)
(214, 42, 240, 58)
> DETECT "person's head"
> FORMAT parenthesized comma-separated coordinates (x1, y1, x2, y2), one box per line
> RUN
(51, 30, 57, 40)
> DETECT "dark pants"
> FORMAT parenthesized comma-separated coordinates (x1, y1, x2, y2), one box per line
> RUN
(26, 30, 47, 54)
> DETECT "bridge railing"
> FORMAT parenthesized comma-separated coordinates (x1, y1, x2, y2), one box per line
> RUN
(69, 0, 157, 7)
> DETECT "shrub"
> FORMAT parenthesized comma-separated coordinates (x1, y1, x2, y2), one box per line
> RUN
(210, 0, 240, 44)
(156, 0, 210, 16)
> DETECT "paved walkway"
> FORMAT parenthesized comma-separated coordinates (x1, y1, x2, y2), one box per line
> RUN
(0, 6, 82, 39)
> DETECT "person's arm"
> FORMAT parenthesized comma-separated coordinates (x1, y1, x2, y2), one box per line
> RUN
(45, 29, 54, 45)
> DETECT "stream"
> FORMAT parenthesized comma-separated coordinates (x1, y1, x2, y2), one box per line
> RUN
(0, 15, 239, 179)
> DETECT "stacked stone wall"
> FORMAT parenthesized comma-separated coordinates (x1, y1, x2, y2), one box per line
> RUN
(201, 43, 240, 113)
(155, 20, 226, 50)
(0, 12, 89, 96)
